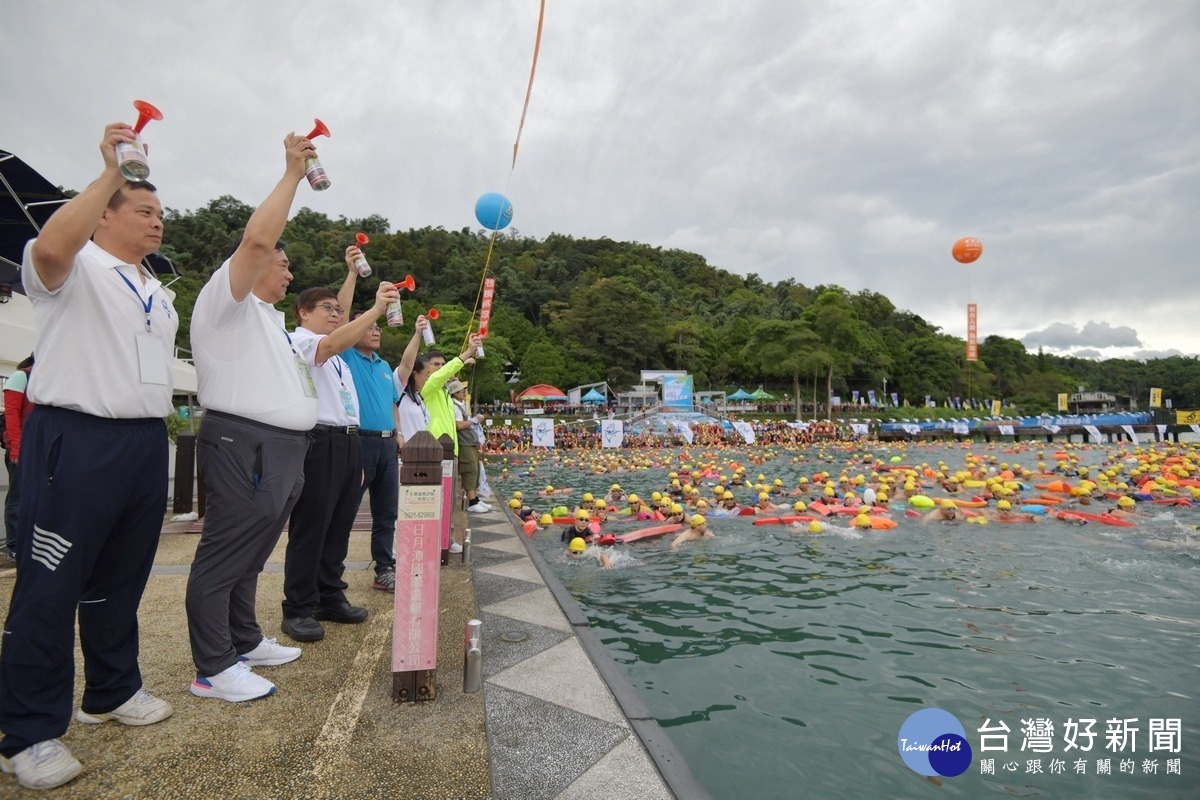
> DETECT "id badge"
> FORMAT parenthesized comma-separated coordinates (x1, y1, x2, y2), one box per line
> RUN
(295, 355, 317, 398)
(136, 333, 170, 385)
(340, 389, 358, 417)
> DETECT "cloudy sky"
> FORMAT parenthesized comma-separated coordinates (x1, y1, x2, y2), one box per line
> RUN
(4, 1, 1197, 359)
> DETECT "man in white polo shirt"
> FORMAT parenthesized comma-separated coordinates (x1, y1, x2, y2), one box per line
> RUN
(280, 282, 396, 642)
(0, 123, 176, 791)
(185, 132, 324, 704)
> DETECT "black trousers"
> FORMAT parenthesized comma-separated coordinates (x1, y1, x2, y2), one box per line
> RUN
(283, 428, 361, 618)
(0, 407, 165, 756)
(358, 435, 398, 574)
(186, 412, 308, 677)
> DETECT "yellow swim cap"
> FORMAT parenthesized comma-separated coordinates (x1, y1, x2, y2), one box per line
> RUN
(508, 499, 521, 509)
(513, 491, 523, 499)
(545, 485, 554, 492)
(793, 501, 807, 512)
(651, 492, 663, 502)
(996, 500, 1012, 511)
(539, 513, 553, 525)
(611, 484, 621, 491)
(575, 509, 590, 520)
(773, 479, 783, 486)
(940, 499, 956, 510)
(854, 514, 872, 528)
(627, 494, 640, 504)
(671, 503, 683, 514)
(758, 492, 769, 502)
(582, 493, 594, 502)
(1117, 496, 1135, 508)
(690, 514, 706, 528)
(568, 537, 587, 553)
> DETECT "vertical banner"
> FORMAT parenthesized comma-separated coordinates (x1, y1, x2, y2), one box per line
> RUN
(601, 420, 624, 448)
(891, 392, 899, 407)
(1121, 424, 1138, 445)
(1149, 387, 1162, 408)
(733, 421, 755, 444)
(671, 421, 694, 444)
(867, 389, 877, 406)
(478, 277, 496, 337)
(531, 418, 555, 448)
(568, 387, 582, 406)
(966, 304, 978, 361)
(852, 390, 860, 404)
(1057, 393, 1069, 412)
(991, 399, 1002, 416)
(662, 375, 694, 409)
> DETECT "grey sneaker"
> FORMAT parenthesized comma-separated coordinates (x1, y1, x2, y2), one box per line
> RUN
(239, 636, 302, 667)
(448, 542, 463, 554)
(0, 739, 83, 790)
(76, 687, 173, 726)
(373, 568, 396, 592)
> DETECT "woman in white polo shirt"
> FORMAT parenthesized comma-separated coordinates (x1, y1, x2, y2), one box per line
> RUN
(281, 284, 396, 643)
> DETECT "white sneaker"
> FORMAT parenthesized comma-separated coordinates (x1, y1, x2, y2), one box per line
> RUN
(467, 502, 489, 513)
(448, 542, 463, 554)
(76, 687, 174, 726)
(0, 739, 82, 790)
(190, 661, 276, 702)
(239, 636, 302, 667)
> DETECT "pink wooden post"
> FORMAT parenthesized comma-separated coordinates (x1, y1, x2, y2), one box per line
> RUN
(393, 431, 444, 702)
(438, 434, 455, 563)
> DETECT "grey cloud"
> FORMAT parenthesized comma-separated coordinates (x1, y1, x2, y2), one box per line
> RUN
(1133, 349, 1187, 361)
(3, 1, 1196, 355)
(1021, 321, 1141, 350)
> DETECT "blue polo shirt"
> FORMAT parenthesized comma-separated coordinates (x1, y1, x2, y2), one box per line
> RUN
(343, 347, 399, 431)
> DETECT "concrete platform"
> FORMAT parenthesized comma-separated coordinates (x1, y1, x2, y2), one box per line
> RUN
(0, 496, 706, 799)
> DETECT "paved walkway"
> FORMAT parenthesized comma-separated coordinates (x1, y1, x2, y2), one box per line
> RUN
(0, 491, 705, 799)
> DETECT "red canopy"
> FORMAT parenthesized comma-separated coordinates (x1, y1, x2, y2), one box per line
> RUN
(517, 384, 568, 402)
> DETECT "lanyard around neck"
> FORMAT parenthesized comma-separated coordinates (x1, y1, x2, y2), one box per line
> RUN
(115, 268, 154, 331)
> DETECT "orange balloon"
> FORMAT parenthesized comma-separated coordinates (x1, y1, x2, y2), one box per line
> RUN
(952, 237, 983, 263)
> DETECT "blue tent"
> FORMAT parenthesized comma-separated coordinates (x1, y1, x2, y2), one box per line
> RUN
(581, 388, 606, 403)
(727, 388, 755, 401)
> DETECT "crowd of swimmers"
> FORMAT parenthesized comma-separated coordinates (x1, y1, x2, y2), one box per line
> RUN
(498, 441, 1200, 562)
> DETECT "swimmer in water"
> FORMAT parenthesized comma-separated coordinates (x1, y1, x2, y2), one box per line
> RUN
(924, 499, 965, 524)
(671, 515, 715, 550)
(567, 536, 612, 569)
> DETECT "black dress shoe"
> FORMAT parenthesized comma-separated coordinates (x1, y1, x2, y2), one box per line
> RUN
(282, 616, 325, 642)
(314, 601, 369, 624)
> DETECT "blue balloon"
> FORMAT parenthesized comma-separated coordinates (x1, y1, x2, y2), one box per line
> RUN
(475, 192, 514, 230)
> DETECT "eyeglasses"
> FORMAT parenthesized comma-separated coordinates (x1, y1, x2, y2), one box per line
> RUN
(367, 325, 381, 332)
(314, 303, 344, 315)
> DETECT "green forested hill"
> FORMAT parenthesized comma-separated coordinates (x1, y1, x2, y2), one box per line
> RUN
(157, 197, 1200, 413)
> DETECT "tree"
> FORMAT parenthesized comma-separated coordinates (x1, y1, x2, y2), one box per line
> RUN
(740, 319, 821, 420)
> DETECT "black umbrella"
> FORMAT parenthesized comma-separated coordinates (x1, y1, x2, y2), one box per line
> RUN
(0, 150, 69, 291)
(0, 149, 178, 294)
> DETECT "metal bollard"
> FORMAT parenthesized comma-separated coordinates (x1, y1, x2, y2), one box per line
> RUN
(462, 527, 472, 564)
(463, 619, 482, 693)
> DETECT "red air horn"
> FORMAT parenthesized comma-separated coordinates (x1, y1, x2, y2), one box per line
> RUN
(385, 274, 416, 328)
(116, 99, 162, 182)
(422, 308, 440, 344)
(351, 233, 372, 277)
(303, 118, 331, 191)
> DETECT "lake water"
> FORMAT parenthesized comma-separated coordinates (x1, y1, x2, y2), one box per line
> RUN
(492, 444, 1199, 798)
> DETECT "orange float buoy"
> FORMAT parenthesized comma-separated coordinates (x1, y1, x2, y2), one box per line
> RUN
(952, 237, 983, 263)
